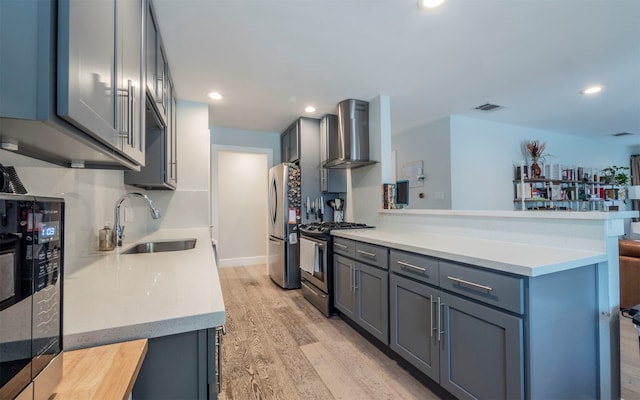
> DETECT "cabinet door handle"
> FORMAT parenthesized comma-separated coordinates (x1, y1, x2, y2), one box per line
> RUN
(397, 260, 426, 273)
(437, 296, 446, 342)
(349, 264, 353, 292)
(357, 250, 377, 258)
(215, 326, 226, 393)
(430, 294, 435, 338)
(353, 266, 358, 291)
(447, 276, 493, 292)
(128, 80, 134, 147)
(335, 243, 348, 250)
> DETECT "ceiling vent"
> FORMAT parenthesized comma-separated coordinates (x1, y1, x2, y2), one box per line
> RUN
(612, 132, 635, 137)
(474, 103, 505, 112)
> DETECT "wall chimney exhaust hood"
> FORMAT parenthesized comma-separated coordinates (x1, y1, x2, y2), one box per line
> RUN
(323, 99, 376, 169)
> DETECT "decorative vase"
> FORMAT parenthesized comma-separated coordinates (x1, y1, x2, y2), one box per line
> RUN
(531, 161, 542, 178)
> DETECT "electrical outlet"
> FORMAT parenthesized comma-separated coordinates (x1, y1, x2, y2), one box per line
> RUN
(124, 206, 134, 222)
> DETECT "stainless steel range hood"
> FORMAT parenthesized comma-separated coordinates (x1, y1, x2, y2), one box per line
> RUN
(323, 99, 376, 169)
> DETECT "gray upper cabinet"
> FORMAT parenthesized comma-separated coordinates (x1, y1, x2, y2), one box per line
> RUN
(117, 0, 145, 164)
(58, 0, 145, 165)
(0, 0, 144, 169)
(145, 2, 157, 101)
(125, 0, 177, 190)
(279, 117, 320, 223)
(145, 4, 168, 124)
(281, 123, 300, 163)
(319, 115, 346, 193)
(57, 0, 118, 150)
(167, 80, 178, 187)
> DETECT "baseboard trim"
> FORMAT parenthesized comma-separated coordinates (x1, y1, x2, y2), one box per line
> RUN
(218, 256, 266, 268)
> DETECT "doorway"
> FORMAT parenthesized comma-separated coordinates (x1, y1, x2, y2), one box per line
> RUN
(211, 146, 272, 267)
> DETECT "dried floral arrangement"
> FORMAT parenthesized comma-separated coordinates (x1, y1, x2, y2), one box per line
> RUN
(522, 140, 550, 178)
(523, 140, 548, 163)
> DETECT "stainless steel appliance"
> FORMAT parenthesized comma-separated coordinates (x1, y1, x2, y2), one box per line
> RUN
(267, 163, 301, 289)
(0, 194, 64, 400)
(322, 99, 376, 169)
(299, 222, 373, 316)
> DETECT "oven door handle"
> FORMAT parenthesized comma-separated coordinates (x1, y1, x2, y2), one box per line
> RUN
(301, 235, 326, 248)
(302, 281, 326, 298)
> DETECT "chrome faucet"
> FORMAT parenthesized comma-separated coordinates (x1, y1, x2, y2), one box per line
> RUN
(114, 192, 161, 247)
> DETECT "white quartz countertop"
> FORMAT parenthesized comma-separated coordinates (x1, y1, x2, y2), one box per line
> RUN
(331, 229, 607, 277)
(63, 228, 225, 350)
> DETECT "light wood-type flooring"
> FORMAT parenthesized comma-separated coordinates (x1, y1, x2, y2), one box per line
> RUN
(220, 264, 640, 399)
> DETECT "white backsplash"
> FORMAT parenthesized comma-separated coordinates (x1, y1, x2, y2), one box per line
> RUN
(0, 150, 207, 275)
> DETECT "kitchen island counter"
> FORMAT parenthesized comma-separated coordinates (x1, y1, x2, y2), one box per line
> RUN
(338, 208, 636, 399)
(331, 228, 606, 277)
(63, 227, 224, 350)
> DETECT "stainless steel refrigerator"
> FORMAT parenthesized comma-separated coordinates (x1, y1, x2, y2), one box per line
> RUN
(267, 163, 301, 289)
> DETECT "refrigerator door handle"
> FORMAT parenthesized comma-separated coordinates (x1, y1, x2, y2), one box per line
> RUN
(269, 177, 277, 225)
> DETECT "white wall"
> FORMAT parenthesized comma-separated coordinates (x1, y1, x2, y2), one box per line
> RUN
(211, 126, 280, 167)
(216, 151, 268, 266)
(392, 116, 452, 209)
(450, 115, 633, 210)
(391, 114, 633, 211)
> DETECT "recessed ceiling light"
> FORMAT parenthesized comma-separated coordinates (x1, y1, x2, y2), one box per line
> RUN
(208, 92, 223, 100)
(417, 0, 446, 10)
(304, 106, 316, 113)
(580, 86, 603, 95)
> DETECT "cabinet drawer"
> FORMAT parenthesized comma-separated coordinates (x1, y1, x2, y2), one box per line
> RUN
(439, 261, 524, 314)
(333, 237, 355, 257)
(390, 250, 439, 286)
(355, 242, 388, 270)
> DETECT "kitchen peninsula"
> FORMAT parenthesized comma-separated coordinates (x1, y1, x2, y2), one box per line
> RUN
(63, 227, 225, 399)
(332, 209, 635, 400)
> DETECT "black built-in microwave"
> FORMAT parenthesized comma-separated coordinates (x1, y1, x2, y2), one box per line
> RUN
(0, 194, 64, 400)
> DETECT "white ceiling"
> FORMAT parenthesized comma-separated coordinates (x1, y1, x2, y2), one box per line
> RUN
(152, 0, 640, 145)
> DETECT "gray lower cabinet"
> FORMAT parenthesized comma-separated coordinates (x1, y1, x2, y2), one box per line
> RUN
(133, 327, 223, 399)
(356, 262, 388, 343)
(390, 273, 523, 399)
(334, 254, 356, 320)
(388, 247, 598, 400)
(334, 246, 389, 345)
(389, 274, 439, 381)
(439, 291, 523, 400)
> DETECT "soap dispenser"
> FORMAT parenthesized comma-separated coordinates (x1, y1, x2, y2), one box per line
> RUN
(99, 222, 114, 251)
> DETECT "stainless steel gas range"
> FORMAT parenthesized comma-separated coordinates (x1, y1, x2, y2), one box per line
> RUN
(298, 222, 373, 317)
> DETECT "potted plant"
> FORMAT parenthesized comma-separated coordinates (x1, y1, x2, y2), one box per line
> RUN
(601, 165, 630, 201)
(601, 165, 630, 186)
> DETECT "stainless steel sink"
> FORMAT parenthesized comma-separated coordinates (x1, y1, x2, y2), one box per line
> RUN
(121, 238, 197, 254)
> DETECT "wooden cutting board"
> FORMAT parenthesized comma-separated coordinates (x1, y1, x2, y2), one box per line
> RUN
(54, 339, 148, 400)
